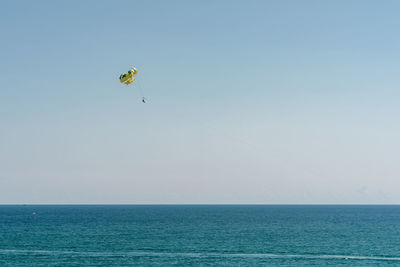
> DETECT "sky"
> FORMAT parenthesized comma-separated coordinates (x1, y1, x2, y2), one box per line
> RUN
(1, 0, 400, 204)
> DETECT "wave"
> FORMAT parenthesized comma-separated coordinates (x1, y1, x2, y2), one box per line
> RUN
(0, 249, 399, 262)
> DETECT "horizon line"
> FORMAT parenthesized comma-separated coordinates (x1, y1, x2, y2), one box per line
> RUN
(1, 203, 400, 206)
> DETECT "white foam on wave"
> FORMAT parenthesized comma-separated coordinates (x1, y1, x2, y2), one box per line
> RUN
(0, 249, 399, 262)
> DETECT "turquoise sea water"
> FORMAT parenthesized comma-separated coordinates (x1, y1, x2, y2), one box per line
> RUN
(1, 205, 400, 266)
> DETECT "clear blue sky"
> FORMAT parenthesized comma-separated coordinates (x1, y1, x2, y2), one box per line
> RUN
(2, 0, 400, 204)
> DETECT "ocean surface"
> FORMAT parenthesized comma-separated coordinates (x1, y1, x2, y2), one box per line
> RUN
(1, 205, 400, 266)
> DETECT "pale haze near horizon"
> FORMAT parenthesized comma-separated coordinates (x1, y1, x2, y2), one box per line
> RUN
(1, 0, 400, 204)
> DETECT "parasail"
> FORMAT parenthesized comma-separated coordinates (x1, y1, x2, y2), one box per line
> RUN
(118, 67, 146, 103)
(119, 67, 137, 85)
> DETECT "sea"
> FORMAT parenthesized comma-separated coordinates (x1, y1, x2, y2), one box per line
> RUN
(1, 205, 400, 266)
